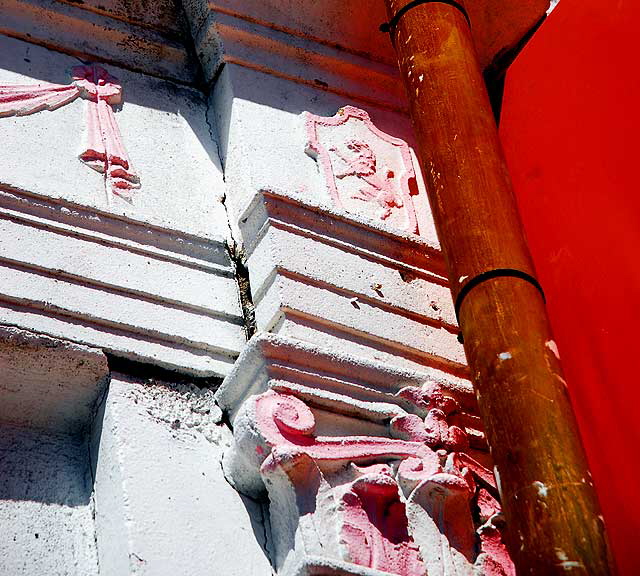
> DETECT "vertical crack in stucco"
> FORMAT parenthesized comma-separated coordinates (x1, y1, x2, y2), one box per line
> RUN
(204, 86, 257, 341)
(87, 409, 103, 576)
(88, 490, 102, 576)
(216, 403, 275, 570)
(87, 373, 109, 487)
(228, 244, 257, 340)
(257, 497, 277, 573)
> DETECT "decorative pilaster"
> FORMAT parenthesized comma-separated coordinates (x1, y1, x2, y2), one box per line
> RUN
(217, 334, 513, 576)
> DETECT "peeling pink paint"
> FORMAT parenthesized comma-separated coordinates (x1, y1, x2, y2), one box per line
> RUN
(0, 82, 79, 115)
(243, 389, 515, 576)
(331, 139, 405, 219)
(0, 64, 139, 201)
(342, 465, 425, 576)
(395, 385, 469, 450)
(254, 390, 440, 471)
(305, 106, 419, 233)
(73, 65, 140, 201)
(474, 488, 515, 575)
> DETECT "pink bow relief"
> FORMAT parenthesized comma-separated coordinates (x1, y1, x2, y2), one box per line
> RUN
(0, 64, 140, 202)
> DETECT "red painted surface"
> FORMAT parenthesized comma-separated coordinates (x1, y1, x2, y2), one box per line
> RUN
(342, 464, 425, 576)
(500, 2, 640, 573)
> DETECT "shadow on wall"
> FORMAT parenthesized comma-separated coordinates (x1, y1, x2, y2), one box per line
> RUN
(0, 35, 223, 176)
(239, 491, 277, 568)
(0, 409, 106, 576)
(0, 424, 97, 507)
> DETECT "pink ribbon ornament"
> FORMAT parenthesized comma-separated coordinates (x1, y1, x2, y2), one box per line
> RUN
(0, 63, 139, 202)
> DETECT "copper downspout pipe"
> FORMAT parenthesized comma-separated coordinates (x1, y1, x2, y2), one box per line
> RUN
(382, 1, 614, 573)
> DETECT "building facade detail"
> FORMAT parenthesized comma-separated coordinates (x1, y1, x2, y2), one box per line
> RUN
(305, 106, 420, 234)
(0, 1, 523, 573)
(218, 335, 514, 576)
(0, 63, 139, 201)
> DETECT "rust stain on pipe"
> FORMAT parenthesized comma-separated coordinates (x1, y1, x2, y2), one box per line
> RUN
(382, 0, 615, 573)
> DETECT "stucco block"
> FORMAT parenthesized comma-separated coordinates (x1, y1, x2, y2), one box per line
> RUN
(92, 373, 273, 576)
(0, 327, 104, 574)
(209, 65, 434, 241)
(0, 35, 227, 241)
(0, 188, 245, 376)
(217, 332, 477, 429)
(0, 324, 108, 434)
(216, 333, 498, 576)
(183, 0, 396, 68)
(184, 1, 402, 109)
(0, 0, 197, 83)
(240, 190, 465, 375)
(0, 37, 245, 376)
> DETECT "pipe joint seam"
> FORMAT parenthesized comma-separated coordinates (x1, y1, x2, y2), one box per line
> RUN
(380, 0, 471, 34)
(454, 268, 546, 322)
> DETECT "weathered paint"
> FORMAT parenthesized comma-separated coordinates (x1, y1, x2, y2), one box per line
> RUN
(223, 370, 514, 575)
(304, 106, 421, 234)
(501, 1, 640, 572)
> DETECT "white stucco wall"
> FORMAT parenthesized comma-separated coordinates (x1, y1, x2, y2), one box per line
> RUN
(0, 35, 244, 377)
(91, 373, 273, 576)
(0, 0, 492, 574)
(0, 427, 99, 576)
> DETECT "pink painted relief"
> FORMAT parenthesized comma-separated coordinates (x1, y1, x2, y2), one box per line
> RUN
(243, 389, 515, 576)
(0, 64, 139, 202)
(341, 464, 425, 576)
(305, 106, 419, 234)
(254, 390, 439, 468)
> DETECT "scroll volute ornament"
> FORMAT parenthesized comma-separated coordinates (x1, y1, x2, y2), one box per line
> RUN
(225, 387, 514, 576)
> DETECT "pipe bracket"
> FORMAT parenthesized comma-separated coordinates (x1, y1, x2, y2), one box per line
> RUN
(454, 268, 546, 322)
(380, 0, 471, 34)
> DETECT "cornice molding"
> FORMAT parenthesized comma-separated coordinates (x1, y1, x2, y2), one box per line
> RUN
(0, 0, 198, 84)
(185, 3, 407, 111)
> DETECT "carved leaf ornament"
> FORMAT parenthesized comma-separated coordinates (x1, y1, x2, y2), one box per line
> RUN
(0, 64, 139, 201)
(229, 387, 515, 576)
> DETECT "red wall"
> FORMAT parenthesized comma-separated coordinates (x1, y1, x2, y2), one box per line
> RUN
(500, 1, 640, 573)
